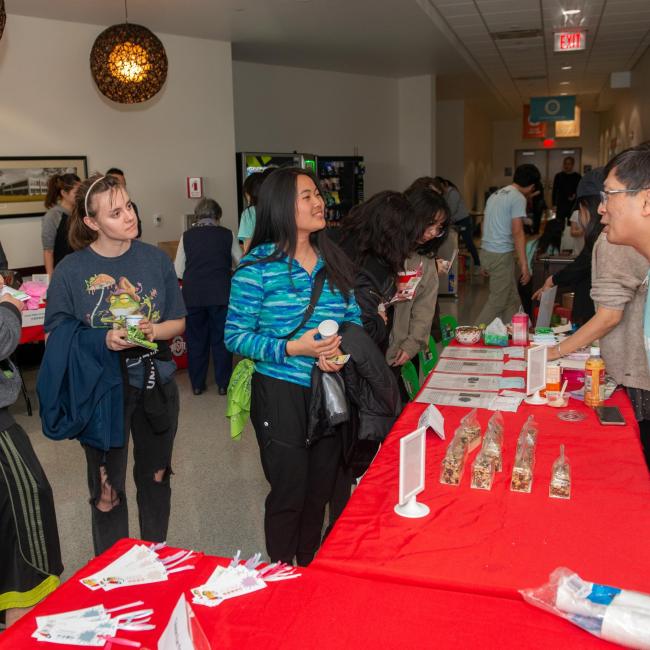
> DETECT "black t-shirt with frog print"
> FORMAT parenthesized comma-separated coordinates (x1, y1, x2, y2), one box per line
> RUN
(45, 241, 186, 386)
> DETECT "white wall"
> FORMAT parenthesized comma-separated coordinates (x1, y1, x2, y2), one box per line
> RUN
(0, 14, 237, 268)
(232, 61, 400, 196)
(598, 46, 650, 164)
(435, 100, 465, 190)
(463, 101, 493, 211)
(397, 75, 436, 189)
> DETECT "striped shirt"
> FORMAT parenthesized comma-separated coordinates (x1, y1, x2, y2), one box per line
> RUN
(225, 243, 362, 387)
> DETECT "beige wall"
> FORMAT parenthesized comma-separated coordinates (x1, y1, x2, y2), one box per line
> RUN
(491, 111, 600, 189)
(463, 102, 493, 211)
(232, 61, 400, 197)
(598, 47, 650, 164)
(436, 100, 465, 190)
(0, 14, 237, 268)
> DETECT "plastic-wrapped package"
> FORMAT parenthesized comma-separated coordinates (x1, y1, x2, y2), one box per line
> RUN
(470, 451, 495, 490)
(457, 409, 482, 451)
(440, 435, 469, 486)
(521, 567, 650, 649)
(510, 417, 537, 493)
(549, 444, 571, 499)
(483, 412, 504, 471)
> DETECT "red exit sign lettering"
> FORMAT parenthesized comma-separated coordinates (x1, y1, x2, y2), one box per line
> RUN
(554, 31, 586, 52)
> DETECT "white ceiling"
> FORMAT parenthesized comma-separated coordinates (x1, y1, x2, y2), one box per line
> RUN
(7, 0, 650, 117)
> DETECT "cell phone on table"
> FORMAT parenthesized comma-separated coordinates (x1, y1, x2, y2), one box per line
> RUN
(595, 406, 626, 426)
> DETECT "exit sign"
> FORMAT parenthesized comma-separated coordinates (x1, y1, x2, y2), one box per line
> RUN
(554, 31, 586, 52)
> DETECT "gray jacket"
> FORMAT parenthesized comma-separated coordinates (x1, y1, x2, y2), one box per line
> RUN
(0, 302, 22, 409)
(590, 235, 650, 390)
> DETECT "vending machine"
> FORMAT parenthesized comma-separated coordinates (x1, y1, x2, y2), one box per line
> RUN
(235, 152, 317, 216)
(316, 156, 365, 223)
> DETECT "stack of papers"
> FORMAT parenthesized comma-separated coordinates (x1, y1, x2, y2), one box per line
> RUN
(191, 552, 301, 608)
(80, 544, 195, 591)
(32, 602, 153, 646)
(531, 327, 557, 346)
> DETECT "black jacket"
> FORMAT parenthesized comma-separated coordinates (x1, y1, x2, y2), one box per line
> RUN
(307, 323, 401, 455)
(552, 246, 594, 325)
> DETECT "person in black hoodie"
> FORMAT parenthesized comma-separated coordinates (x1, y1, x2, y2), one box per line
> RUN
(0, 278, 62, 626)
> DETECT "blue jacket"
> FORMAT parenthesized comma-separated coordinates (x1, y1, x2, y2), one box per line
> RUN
(37, 318, 124, 450)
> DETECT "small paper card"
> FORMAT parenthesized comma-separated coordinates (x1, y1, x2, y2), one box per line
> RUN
(499, 377, 525, 389)
(504, 360, 527, 372)
(417, 404, 445, 440)
(503, 346, 525, 359)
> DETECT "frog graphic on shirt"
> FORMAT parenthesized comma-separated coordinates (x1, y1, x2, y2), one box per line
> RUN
(85, 274, 160, 328)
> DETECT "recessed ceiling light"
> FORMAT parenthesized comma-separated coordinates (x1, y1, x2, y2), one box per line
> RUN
(560, 81, 571, 85)
(562, 66, 572, 70)
(562, 9, 581, 16)
(560, 92, 568, 95)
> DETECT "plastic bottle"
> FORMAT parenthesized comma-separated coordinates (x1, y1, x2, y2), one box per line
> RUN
(584, 346, 605, 408)
(512, 311, 529, 346)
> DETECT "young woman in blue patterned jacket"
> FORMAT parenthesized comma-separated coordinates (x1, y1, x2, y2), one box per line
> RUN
(225, 167, 361, 566)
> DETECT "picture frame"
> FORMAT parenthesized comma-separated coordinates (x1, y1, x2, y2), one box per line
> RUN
(0, 156, 88, 219)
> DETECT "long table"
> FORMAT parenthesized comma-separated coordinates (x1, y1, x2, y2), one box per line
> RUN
(315, 343, 650, 601)
(0, 538, 616, 649)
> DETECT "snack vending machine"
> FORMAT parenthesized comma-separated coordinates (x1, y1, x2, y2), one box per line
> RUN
(317, 156, 365, 223)
(235, 152, 317, 216)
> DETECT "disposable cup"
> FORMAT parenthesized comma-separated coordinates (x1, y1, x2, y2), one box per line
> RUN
(318, 319, 339, 339)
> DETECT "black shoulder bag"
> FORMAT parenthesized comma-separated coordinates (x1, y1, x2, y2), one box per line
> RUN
(283, 267, 327, 340)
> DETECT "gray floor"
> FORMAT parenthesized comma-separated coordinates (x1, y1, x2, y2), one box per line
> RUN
(11, 274, 489, 581)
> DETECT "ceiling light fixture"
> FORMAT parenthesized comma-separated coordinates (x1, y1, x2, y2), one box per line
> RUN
(561, 65, 572, 70)
(0, 0, 6, 41)
(562, 9, 581, 16)
(90, 0, 168, 104)
(560, 81, 571, 85)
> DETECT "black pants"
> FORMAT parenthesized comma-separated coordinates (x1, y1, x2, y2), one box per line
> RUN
(251, 373, 341, 566)
(186, 305, 232, 391)
(83, 380, 179, 555)
(454, 217, 481, 267)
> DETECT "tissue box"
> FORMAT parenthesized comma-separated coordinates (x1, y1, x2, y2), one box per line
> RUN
(483, 331, 508, 346)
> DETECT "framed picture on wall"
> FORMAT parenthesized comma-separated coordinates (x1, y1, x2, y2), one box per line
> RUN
(0, 156, 88, 219)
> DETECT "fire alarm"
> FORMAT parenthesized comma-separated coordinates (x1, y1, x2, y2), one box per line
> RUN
(187, 177, 203, 199)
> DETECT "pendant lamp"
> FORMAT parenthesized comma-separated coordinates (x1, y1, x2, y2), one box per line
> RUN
(90, 0, 167, 104)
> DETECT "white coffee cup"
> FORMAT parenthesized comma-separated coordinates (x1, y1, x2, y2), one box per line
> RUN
(318, 319, 339, 339)
(125, 314, 144, 328)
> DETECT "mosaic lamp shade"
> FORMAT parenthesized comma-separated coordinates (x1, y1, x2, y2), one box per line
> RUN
(90, 22, 167, 104)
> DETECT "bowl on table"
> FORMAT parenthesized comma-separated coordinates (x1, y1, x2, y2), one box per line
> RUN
(455, 326, 481, 345)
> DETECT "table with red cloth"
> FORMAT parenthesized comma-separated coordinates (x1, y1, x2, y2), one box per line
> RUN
(315, 342, 650, 600)
(19, 323, 45, 345)
(0, 539, 618, 649)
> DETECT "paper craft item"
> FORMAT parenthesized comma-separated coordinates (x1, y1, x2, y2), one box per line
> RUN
(416, 388, 494, 409)
(441, 347, 504, 361)
(417, 404, 445, 439)
(504, 346, 525, 359)
(1, 286, 30, 301)
(499, 377, 525, 389)
(126, 325, 159, 351)
(425, 372, 501, 392)
(435, 359, 504, 376)
(33, 603, 151, 646)
(80, 544, 195, 592)
(504, 359, 527, 372)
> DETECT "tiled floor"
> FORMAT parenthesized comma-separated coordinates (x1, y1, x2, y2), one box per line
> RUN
(11, 275, 490, 579)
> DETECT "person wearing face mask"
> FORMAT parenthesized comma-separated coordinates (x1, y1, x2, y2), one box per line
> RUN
(41, 172, 80, 276)
(386, 187, 450, 370)
(533, 169, 606, 327)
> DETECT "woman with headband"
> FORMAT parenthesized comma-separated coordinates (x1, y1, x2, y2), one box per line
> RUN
(42, 174, 186, 555)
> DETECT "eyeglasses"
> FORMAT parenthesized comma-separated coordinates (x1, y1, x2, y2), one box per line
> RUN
(600, 188, 650, 204)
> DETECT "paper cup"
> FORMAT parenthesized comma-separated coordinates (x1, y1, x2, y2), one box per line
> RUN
(318, 319, 339, 339)
(125, 315, 144, 328)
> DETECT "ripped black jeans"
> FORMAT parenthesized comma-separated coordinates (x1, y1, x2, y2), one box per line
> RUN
(83, 380, 179, 556)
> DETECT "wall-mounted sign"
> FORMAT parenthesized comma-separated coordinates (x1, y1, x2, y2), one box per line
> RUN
(554, 31, 586, 52)
(523, 105, 548, 139)
(555, 106, 581, 138)
(530, 95, 576, 122)
(186, 177, 203, 199)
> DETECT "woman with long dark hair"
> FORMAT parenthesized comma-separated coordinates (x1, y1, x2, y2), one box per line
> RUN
(225, 167, 361, 566)
(334, 191, 415, 352)
(387, 188, 450, 368)
(41, 172, 80, 275)
(533, 170, 606, 326)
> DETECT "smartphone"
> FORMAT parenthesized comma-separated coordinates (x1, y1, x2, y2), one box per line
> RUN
(595, 406, 626, 426)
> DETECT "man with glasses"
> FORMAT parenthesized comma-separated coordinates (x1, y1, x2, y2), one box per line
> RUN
(476, 164, 540, 326)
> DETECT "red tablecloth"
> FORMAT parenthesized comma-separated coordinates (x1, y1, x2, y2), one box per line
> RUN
(19, 324, 45, 345)
(315, 344, 650, 600)
(0, 539, 617, 649)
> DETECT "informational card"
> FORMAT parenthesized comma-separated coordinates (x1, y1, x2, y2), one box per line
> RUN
(424, 373, 501, 392)
(417, 404, 445, 439)
(503, 346, 525, 359)
(441, 347, 504, 361)
(536, 285, 558, 328)
(415, 388, 494, 409)
(504, 360, 527, 372)
(435, 359, 504, 376)
(498, 377, 525, 389)
(487, 393, 525, 412)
